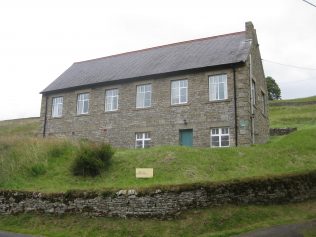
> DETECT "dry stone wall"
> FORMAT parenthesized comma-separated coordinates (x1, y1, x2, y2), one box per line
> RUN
(1, 171, 315, 219)
(270, 128, 297, 136)
(269, 101, 316, 107)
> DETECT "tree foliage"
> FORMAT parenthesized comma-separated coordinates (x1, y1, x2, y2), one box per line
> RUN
(266, 76, 281, 100)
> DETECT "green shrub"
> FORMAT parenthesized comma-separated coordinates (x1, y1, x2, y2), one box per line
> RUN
(72, 155, 103, 177)
(95, 143, 114, 166)
(29, 164, 46, 177)
(71, 142, 114, 177)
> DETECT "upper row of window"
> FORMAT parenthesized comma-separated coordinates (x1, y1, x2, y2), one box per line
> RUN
(51, 74, 228, 118)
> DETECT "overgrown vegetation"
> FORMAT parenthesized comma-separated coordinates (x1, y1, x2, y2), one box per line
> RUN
(71, 142, 114, 177)
(0, 96, 316, 191)
(0, 137, 74, 187)
(0, 117, 39, 137)
(0, 124, 316, 192)
(0, 201, 315, 237)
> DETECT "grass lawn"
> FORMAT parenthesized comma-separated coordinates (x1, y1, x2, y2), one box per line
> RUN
(0, 201, 315, 237)
(0, 96, 316, 236)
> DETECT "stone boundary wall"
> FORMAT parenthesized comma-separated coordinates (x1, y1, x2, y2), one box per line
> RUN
(1, 171, 315, 219)
(269, 101, 316, 107)
(270, 127, 297, 136)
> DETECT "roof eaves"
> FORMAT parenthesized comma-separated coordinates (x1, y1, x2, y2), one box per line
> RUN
(40, 61, 246, 95)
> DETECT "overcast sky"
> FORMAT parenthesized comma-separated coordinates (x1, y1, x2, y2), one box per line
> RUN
(0, 0, 315, 120)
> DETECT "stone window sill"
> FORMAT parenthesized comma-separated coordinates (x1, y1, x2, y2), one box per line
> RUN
(75, 113, 90, 117)
(206, 99, 231, 104)
(104, 110, 119, 114)
(170, 102, 190, 107)
(134, 107, 153, 111)
(51, 116, 64, 119)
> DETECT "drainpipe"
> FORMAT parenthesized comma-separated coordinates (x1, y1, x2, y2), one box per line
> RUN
(43, 95, 48, 138)
(232, 66, 238, 147)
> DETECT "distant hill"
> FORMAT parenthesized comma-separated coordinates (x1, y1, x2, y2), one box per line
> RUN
(268, 96, 316, 128)
(270, 95, 316, 104)
(0, 117, 40, 136)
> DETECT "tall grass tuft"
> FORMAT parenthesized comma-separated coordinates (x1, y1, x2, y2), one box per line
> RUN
(0, 137, 74, 184)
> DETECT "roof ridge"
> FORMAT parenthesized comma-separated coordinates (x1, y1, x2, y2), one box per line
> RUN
(74, 31, 245, 64)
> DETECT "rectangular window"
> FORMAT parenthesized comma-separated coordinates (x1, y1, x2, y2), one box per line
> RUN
(135, 132, 151, 148)
(251, 80, 256, 105)
(261, 91, 266, 114)
(209, 74, 228, 101)
(136, 84, 152, 108)
(77, 93, 89, 115)
(211, 128, 230, 147)
(105, 89, 118, 111)
(52, 97, 63, 118)
(171, 80, 188, 105)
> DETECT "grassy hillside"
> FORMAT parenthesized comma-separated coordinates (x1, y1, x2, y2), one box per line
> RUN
(0, 96, 316, 192)
(269, 97, 316, 129)
(0, 97, 315, 237)
(269, 103, 316, 128)
(0, 117, 39, 136)
(270, 95, 316, 103)
(0, 129, 316, 192)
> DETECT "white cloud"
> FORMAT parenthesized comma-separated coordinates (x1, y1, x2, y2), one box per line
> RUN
(0, 0, 316, 120)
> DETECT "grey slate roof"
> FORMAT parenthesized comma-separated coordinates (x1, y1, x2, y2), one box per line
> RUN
(42, 31, 251, 93)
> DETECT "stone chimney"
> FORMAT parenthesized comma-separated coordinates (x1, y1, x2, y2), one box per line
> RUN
(245, 21, 258, 45)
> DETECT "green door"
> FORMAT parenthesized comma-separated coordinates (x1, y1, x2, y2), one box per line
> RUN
(179, 129, 193, 147)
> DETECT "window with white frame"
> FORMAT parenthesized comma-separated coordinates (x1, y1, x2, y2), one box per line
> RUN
(105, 89, 118, 111)
(135, 132, 151, 148)
(211, 128, 230, 147)
(171, 80, 188, 105)
(52, 97, 63, 118)
(77, 93, 89, 115)
(209, 74, 228, 101)
(136, 84, 151, 108)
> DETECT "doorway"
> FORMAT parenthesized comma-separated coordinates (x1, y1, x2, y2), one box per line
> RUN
(179, 129, 193, 147)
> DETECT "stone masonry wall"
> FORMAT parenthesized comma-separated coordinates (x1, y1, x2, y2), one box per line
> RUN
(1, 171, 315, 218)
(40, 67, 247, 148)
(245, 22, 269, 144)
(39, 22, 269, 148)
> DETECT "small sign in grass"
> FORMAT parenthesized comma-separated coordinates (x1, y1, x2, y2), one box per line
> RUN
(136, 168, 153, 178)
